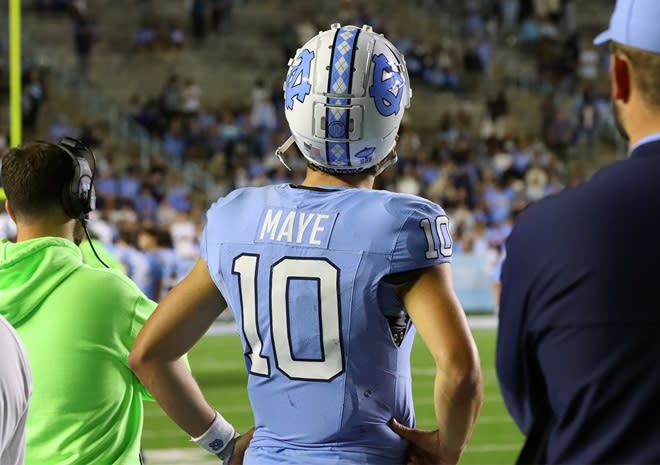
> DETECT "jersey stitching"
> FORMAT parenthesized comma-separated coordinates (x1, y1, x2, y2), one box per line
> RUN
(388, 208, 419, 276)
(337, 250, 363, 432)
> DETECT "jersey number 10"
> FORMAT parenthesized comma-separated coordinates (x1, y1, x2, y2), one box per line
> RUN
(420, 216, 452, 259)
(232, 254, 344, 382)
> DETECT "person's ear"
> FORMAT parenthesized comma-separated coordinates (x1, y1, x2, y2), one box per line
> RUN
(5, 200, 16, 223)
(610, 53, 632, 103)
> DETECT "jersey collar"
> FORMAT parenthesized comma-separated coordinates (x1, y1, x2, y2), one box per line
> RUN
(629, 131, 660, 158)
(289, 184, 353, 192)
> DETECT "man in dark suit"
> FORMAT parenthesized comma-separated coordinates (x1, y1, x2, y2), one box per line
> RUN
(497, 0, 660, 463)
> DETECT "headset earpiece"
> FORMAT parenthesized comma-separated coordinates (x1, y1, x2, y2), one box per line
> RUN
(57, 138, 96, 223)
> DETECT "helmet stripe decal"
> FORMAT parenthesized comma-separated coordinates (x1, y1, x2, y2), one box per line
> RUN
(325, 26, 360, 167)
(324, 27, 339, 166)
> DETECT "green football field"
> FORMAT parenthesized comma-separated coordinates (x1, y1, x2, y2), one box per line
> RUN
(142, 328, 524, 464)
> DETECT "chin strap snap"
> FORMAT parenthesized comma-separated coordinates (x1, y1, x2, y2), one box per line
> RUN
(275, 135, 296, 171)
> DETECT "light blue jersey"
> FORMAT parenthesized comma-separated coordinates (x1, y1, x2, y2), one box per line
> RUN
(201, 184, 452, 465)
(158, 248, 193, 301)
(110, 245, 152, 296)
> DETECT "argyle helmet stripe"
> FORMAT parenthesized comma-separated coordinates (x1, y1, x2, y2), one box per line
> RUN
(325, 26, 360, 167)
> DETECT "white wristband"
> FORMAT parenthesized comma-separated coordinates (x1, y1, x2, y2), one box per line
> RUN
(192, 411, 236, 456)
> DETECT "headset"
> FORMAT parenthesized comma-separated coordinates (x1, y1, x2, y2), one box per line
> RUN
(56, 137, 97, 224)
(55, 137, 108, 268)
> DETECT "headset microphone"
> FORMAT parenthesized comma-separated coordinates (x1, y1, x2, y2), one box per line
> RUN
(57, 137, 109, 269)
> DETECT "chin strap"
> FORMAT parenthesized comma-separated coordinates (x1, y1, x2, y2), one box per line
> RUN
(276, 135, 399, 176)
(374, 150, 398, 176)
(275, 135, 296, 171)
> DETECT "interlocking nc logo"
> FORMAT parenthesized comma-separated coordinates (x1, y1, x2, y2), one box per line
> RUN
(285, 49, 315, 110)
(208, 439, 224, 451)
(369, 54, 405, 117)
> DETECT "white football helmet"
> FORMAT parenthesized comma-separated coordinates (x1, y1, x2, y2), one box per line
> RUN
(276, 23, 412, 175)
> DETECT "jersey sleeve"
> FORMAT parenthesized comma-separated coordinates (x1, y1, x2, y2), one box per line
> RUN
(200, 202, 225, 291)
(200, 194, 230, 265)
(389, 198, 453, 276)
(199, 218, 210, 266)
(200, 191, 243, 290)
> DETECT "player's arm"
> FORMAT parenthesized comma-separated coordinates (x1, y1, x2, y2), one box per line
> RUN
(129, 258, 251, 461)
(392, 263, 483, 464)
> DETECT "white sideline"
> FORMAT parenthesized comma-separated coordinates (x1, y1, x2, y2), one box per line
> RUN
(207, 316, 498, 336)
(143, 448, 217, 465)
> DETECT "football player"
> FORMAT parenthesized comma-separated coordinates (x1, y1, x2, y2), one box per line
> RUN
(131, 24, 482, 465)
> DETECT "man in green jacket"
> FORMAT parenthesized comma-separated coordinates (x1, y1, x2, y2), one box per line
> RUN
(0, 140, 159, 465)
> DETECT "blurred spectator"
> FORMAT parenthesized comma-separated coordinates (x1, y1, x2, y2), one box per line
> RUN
(338, 0, 360, 25)
(519, 15, 543, 45)
(481, 90, 509, 141)
(94, 159, 118, 211)
(395, 165, 422, 196)
(108, 203, 139, 226)
(134, 185, 159, 223)
(578, 45, 600, 82)
(545, 172, 564, 196)
(169, 209, 198, 260)
(112, 229, 151, 291)
(136, 227, 163, 300)
(22, 83, 39, 135)
(576, 88, 599, 153)
(492, 141, 514, 177)
(33, 0, 72, 13)
(500, 0, 521, 34)
(166, 173, 192, 213)
(159, 74, 182, 122)
(250, 79, 278, 156)
(539, 94, 557, 141)
(78, 119, 102, 148)
(181, 78, 202, 118)
(168, 23, 186, 50)
(155, 229, 191, 300)
(210, 0, 234, 34)
(49, 114, 76, 141)
(487, 90, 509, 126)
(427, 46, 461, 90)
(72, 14, 98, 78)
(524, 158, 548, 201)
(534, 0, 560, 19)
(135, 20, 158, 51)
(18, 67, 47, 136)
(546, 109, 576, 161)
(190, 0, 207, 44)
(483, 174, 514, 225)
(163, 117, 187, 167)
(131, 96, 162, 135)
(117, 163, 142, 207)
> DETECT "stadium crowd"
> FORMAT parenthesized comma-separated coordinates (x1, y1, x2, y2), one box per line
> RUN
(1, 0, 619, 307)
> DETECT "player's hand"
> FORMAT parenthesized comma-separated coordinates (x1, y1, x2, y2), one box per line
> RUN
(389, 419, 461, 465)
(218, 427, 255, 465)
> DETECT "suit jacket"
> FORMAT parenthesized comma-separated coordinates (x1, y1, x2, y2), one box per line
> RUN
(497, 139, 660, 464)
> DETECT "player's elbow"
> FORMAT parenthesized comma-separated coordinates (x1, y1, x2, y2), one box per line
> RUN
(128, 344, 153, 377)
(456, 361, 483, 402)
(435, 349, 483, 400)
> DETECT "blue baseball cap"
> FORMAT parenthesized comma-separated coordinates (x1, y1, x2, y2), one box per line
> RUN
(594, 0, 660, 53)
